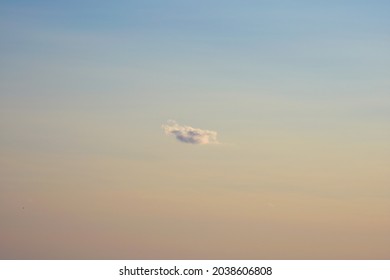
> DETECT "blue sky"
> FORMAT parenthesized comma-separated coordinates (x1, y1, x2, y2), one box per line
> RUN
(1, 1, 389, 118)
(1, 0, 389, 151)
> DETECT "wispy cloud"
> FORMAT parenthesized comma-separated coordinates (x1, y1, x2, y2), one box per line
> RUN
(162, 120, 219, 145)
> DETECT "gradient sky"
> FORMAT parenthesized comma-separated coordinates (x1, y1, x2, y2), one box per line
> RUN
(1, 0, 389, 259)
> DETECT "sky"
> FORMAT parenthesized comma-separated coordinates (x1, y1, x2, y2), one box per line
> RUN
(0, 0, 389, 259)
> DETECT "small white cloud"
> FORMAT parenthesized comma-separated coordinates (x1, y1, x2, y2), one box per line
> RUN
(162, 120, 219, 145)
